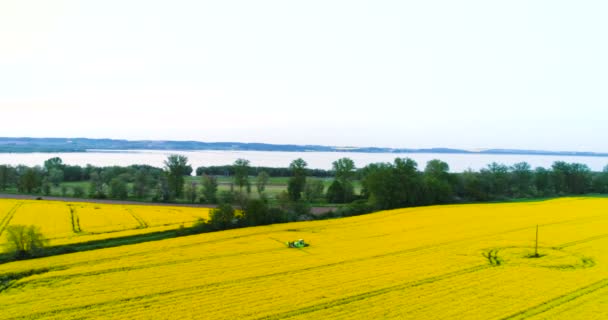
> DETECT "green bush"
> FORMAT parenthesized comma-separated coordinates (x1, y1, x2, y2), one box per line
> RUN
(5, 225, 48, 259)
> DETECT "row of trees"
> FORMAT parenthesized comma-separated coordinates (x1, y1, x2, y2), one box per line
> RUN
(2, 156, 608, 210)
(190, 157, 321, 232)
(0, 155, 324, 206)
(361, 159, 608, 210)
(0, 158, 165, 200)
(195, 165, 332, 178)
(4, 156, 608, 260)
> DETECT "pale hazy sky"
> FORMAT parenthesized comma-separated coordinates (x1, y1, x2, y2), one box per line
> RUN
(1, 1, 607, 152)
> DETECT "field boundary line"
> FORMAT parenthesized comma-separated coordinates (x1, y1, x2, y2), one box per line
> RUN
(500, 277, 608, 320)
(125, 207, 148, 229)
(0, 202, 22, 237)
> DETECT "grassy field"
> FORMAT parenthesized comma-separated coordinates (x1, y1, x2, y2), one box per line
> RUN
(0, 200, 210, 250)
(1, 176, 358, 205)
(0, 197, 607, 319)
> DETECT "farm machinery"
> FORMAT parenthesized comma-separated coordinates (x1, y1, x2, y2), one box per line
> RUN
(287, 239, 309, 248)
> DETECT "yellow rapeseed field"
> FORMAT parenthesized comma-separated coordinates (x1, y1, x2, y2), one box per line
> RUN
(128, 205, 210, 227)
(0, 197, 607, 319)
(0, 200, 211, 248)
(9, 202, 74, 240)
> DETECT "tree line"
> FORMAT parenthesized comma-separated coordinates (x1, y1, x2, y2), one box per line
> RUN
(1, 156, 607, 217)
(360, 159, 608, 211)
(0, 157, 166, 200)
(195, 165, 332, 178)
(3, 155, 607, 260)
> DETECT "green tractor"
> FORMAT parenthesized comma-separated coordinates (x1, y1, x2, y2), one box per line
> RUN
(287, 239, 309, 248)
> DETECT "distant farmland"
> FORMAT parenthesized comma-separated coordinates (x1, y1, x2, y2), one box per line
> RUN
(1, 198, 608, 319)
(0, 200, 210, 250)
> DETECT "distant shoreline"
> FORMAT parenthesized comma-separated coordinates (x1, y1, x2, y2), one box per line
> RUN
(1, 137, 607, 157)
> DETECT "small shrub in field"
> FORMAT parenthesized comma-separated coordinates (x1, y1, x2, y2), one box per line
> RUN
(5, 225, 49, 259)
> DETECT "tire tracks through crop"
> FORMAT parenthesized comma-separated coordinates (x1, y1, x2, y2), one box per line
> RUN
(258, 265, 491, 320)
(8, 224, 520, 292)
(500, 277, 608, 320)
(0, 202, 22, 237)
(257, 265, 492, 319)
(6, 264, 491, 320)
(3, 207, 606, 319)
(494, 218, 608, 320)
(0, 268, 52, 294)
(7, 247, 286, 291)
(39, 228, 295, 271)
(13, 212, 603, 292)
(557, 232, 608, 248)
(124, 207, 148, 229)
(78, 212, 596, 269)
(50, 208, 608, 272)
(67, 205, 82, 233)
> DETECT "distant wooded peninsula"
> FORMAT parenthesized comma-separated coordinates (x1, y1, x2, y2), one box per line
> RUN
(1, 137, 607, 157)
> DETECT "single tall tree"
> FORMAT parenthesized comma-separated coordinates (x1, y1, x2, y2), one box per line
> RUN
(287, 158, 307, 201)
(185, 182, 199, 203)
(43, 157, 64, 171)
(19, 167, 43, 194)
(0, 165, 16, 191)
(233, 158, 251, 194)
(423, 159, 452, 204)
(332, 157, 356, 202)
(510, 162, 533, 197)
(201, 174, 219, 203)
(164, 154, 189, 198)
(133, 169, 150, 199)
(256, 170, 270, 196)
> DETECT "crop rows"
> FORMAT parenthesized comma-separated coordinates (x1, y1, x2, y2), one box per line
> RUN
(0, 200, 211, 249)
(0, 198, 607, 319)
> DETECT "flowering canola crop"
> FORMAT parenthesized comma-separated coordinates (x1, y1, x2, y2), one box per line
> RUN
(0, 197, 607, 319)
(0, 200, 210, 248)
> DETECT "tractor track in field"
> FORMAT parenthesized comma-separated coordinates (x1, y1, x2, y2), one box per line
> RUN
(10, 227, 292, 273)
(6, 264, 491, 320)
(67, 205, 82, 233)
(6, 247, 286, 291)
(6, 216, 573, 305)
(257, 264, 492, 320)
(557, 232, 608, 248)
(8, 211, 605, 294)
(124, 207, 149, 229)
(3, 222, 522, 292)
(0, 202, 22, 237)
(500, 277, 608, 320)
(52, 209, 608, 270)
(3, 207, 608, 319)
(0, 268, 52, 294)
(7, 239, 452, 294)
(493, 233, 608, 319)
